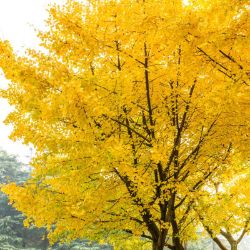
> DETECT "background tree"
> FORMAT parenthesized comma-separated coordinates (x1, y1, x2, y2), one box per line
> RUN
(0, 1, 249, 250)
(0, 149, 113, 250)
(0, 149, 49, 249)
(0, 150, 26, 249)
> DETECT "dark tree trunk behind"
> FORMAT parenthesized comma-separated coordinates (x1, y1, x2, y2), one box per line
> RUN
(152, 241, 165, 250)
(172, 238, 185, 250)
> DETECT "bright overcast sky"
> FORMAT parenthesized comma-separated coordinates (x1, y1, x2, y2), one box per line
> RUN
(0, 0, 66, 163)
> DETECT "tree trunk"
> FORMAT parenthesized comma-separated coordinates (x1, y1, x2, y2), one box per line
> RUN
(152, 241, 164, 250)
(220, 230, 238, 250)
(172, 237, 185, 250)
(230, 241, 237, 250)
(169, 197, 185, 250)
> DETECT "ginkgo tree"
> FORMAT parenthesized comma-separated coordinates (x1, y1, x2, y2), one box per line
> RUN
(194, 162, 250, 250)
(0, 1, 249, 250)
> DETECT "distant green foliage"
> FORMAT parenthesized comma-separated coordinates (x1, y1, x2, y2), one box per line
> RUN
(0, 149, 113, 250)
(0, 150, 27, 184)
(0, 149, 48, 249)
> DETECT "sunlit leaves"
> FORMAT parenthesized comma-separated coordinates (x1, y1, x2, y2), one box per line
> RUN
(0, 0, 249, 249)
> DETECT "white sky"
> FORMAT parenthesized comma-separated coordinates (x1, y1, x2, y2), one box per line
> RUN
(0, 0, 66, 163)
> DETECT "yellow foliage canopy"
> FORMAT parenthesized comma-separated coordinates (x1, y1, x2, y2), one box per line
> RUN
(0, 1, 249, 249)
